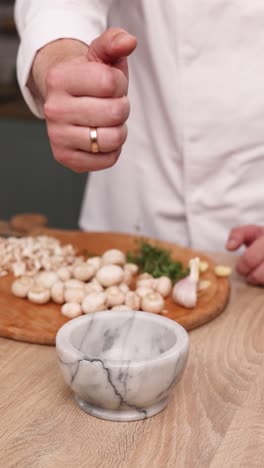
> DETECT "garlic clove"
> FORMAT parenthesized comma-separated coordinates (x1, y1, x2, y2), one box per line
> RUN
(214, 265, 232, 277)
(199, 261, 209, 273)
(198, 280, 211, 292)
(172, 257, 200, 309)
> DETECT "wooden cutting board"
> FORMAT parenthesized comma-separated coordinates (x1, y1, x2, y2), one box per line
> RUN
(0, 229, 230, 345)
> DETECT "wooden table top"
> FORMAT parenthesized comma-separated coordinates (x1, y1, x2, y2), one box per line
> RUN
(0, 252, 263, 468)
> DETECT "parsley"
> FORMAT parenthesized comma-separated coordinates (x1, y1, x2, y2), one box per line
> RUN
(127, 240, 188, 284)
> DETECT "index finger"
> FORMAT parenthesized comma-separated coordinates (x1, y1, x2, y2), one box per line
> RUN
(47, 61, 128, 98)
(236, 236, 264, 276)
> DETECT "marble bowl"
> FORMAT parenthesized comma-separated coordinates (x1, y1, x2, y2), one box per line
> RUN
(56, 310, 189, 422)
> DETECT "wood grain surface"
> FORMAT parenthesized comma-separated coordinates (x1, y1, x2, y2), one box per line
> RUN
(0, 253, 263, 467)
(0, 229, 230, 345)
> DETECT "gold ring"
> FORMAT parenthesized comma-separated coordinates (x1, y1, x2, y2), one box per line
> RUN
(90, 127, 99, 153)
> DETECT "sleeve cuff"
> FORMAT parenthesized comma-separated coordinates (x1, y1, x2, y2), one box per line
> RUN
(17, 9, 106, 118)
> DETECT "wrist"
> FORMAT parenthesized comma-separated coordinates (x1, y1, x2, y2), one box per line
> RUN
(28, 38, 88, 102)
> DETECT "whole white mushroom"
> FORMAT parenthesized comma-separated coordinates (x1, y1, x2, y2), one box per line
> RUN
(102, 249, 126, 266)
(82, 292, 106, 314)
(57, 266, 72, 282)
(64, 287, 85, 304)
(136, 286, 154, 299)
(35, 271, 59, 289)
(73, 263, 95, 282)
(61, 302, 82, 318)
(105, 286, 125, 308)
(51, 281, 65, 304)
(96, 265, 124, 287)
(154, 276, 172, 298)
(141, 292, 164, 314)
(125, 291, 141, 310)
(86, 256, 102, 271)
(11, 276, 34, 298)
(124, 263, 139, 275)
(65, 279, 85, 290)
(85, 278, 104, 294)
(27, 285, 51, 304)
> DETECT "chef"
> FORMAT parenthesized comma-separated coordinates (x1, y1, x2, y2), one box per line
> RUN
(15, 1, 264, 284)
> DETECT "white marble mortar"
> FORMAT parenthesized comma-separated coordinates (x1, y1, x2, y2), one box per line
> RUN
(56, 310, 189, 422)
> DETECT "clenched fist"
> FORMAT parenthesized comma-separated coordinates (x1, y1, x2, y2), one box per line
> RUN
(30, 29, 137, 172)
(226, 224, 264, 285)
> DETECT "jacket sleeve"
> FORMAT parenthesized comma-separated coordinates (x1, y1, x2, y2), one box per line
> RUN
(14, 0, 111, 117)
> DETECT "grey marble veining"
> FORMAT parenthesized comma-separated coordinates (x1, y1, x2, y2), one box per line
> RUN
(56, 311, 189, 422)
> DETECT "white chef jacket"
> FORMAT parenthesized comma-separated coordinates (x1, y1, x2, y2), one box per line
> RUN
(15, 1, 264, 251)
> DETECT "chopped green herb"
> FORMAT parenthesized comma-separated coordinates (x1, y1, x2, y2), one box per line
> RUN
(127, 240, 188, 283)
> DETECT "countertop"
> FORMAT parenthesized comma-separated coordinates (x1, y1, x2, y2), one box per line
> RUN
(0, 253, 263, 468)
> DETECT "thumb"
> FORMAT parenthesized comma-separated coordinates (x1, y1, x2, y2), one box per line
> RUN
(87, 28, 137, 78)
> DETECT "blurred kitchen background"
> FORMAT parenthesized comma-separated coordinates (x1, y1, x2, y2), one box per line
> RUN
(0, 0, 87, 230)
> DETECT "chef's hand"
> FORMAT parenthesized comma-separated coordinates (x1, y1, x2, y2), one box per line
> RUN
(226, 225, 264, 285)
(30, 29, 137, 172)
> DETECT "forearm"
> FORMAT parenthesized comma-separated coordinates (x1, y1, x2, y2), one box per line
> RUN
(29, 39, 88, 102)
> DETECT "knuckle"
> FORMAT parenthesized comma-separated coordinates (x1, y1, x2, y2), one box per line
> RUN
(111, 97, 130, 124)
(111, 126, 127, 149)
(46, 67, 63, 91)
(106, 150, 121, 168)
(53, 149, 66, 165)
(44, 101, 56, 120)
(46, 124, 61, 144)
(101, 68, 116, 96)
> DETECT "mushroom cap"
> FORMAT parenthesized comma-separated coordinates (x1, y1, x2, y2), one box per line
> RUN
(96, 265, 124, 287)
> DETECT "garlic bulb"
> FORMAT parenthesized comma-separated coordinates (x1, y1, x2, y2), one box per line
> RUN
(172, 257, 200, 308)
